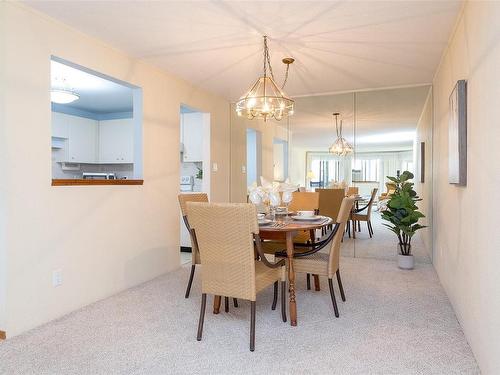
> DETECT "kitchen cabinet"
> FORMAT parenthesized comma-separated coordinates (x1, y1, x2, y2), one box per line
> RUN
(98, 119, 134, 163)
(67, 116, 98, 163)
(51, 112, 70, 138)
(181, 113, 203, 162)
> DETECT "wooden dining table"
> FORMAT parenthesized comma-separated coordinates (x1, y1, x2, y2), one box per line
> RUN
(211, 214, 333, 327)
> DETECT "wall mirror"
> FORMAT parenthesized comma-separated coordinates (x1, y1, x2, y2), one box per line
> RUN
(229, 85, 433, 262)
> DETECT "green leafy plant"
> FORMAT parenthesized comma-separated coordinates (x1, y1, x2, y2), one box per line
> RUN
(196, 167, 203, 180)
(381, 171, 426, 256)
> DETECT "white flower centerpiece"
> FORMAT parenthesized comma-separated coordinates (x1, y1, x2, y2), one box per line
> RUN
(248, 177, 298, 221)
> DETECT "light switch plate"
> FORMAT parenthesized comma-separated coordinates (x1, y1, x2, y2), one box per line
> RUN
(52, 269, 62, 287)
(241, 165, 246, 173)
(212, 163, 218, 172)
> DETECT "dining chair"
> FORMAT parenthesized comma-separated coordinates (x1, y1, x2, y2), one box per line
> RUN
(276, 197, 355, 317)
(351, 188, 378, 238)
(178, 193, 208, 298)
(187, 202, 287, 352)
(316, 188, 345, 226)
(286, 191, 322, 290)
(346, 186, 359, 196)
(178, 194, 240, 310)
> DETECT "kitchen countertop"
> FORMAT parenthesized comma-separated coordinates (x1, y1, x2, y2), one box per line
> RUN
(52, 179, 143, 186)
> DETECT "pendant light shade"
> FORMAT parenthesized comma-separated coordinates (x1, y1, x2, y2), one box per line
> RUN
(236, 36, 294, 122)
(329, 113, 353, 156)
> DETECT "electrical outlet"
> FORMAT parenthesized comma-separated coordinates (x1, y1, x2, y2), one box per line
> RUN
(241, 165, 246, 173)
(52, 269, 62, 287)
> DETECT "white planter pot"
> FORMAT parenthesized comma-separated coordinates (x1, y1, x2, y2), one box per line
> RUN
(398, 254, 414, 270)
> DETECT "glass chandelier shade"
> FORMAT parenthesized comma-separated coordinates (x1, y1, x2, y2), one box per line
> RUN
(236, 76, 294, 121)
(329, 113, 353, 156)
(236, 36, 294, 122)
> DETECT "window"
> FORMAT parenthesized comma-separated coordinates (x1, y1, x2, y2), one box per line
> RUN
(352, 159, 379, 182)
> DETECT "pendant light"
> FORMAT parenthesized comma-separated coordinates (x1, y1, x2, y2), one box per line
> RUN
(236, 36, 294, 122)
(329, 112, 353, 156)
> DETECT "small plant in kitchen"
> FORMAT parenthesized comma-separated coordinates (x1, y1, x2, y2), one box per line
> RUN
(381, 171, 426, 269)
(196, 167, 203, 180)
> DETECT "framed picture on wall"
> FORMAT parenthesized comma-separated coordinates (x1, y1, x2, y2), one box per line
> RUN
(448, 80, 467, 185)
(420, 142, 425, 183)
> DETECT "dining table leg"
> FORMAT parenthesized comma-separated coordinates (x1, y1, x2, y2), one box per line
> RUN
(286, 231, 298, 326)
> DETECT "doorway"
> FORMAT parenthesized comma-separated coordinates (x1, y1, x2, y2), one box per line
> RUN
(179, 104, 210, 265)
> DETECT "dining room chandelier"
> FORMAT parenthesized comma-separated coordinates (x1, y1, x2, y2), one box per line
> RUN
(236, 36, 294, 122)
(329, 112, 353, 156)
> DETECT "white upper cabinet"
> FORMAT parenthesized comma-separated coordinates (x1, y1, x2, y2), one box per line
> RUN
(181, 113, 204, 162)
(51, 112, 70, 138)
(98, 119, 134, 163)
(67, 116, 98, 163)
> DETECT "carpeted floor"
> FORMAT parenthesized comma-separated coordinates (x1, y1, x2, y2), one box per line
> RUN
(0, 214, 479, 374)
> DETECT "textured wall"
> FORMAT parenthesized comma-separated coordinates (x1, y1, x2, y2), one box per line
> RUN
(432, 2, 500, 373)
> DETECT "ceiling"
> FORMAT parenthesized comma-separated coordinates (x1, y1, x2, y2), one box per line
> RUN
(29, 1, 461, 100)
(51, 59, 133, 114)
(289, 85, 431, 151)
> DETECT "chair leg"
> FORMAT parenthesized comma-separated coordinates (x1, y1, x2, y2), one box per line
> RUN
(185, 265, 196, 298)
(336, 269, 346, 302)
(357, 220, 361, 232)
(367, 221, 372, 238)
(233, 298, 239, 308)
(328, 279, 340, 318)
(272, 281, 278, 310)
(352, 220, 356, 239)
(313, 274, 321, 291)
(197, 293, 207, 341)
(224, 297, 229, 313)
(213, 295, 221, 314)
(281, 281, 287, 322)
(306, 273, 311, 290)
(347, 221, 351, 238)
(368, 220, 374, 236)
(250, 301, 256, 351)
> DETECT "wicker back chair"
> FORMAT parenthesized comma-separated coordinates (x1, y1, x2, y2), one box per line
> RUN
(288, 191, 320, 213)
(351, 188, 378, 238)
(178, 193, 208, 298)
(277, 197, 355, 318)
(187, 202, 286, 351)
(346, 186, 359, 196)
(316, 188, 345, 222)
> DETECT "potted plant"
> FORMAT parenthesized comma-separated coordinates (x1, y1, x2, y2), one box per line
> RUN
(381, 171, 426, 270)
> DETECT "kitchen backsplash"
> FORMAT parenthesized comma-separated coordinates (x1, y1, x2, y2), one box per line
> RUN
(52, 160, 134, 179)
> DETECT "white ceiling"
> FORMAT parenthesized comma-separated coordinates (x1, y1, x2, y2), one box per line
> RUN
(27, 1, 461, 100)
(51, 59, 133, 114)
(289, 85, 431, 151)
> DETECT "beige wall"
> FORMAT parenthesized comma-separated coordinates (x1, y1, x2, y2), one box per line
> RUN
(0, 3, 230, 336)
(230, 107, 288, 203)
(414, 88, 433, 257)
(432, 1, 500, 373)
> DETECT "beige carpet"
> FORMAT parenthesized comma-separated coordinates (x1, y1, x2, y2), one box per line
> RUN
(0, 217, 479, 374)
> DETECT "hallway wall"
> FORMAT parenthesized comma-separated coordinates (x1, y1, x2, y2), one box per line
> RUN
(432, 1, 500, 373)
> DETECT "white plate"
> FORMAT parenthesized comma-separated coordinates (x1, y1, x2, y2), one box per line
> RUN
(258, 219, 273, 225)
(291, 215, 322, 221)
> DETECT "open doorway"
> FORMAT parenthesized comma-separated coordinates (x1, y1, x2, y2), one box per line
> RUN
(246, 128, 262, 188)
(179, 104, 210, 265)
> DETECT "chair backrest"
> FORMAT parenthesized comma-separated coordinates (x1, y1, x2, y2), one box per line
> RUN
(289, 192, 320, 212)
(385, 182, 396, 195)
(316, 189, 345, 220)
(178, 193, 208, 264)
(327, 197, 355, 277)
(346, 186, 359, 196)
(187, 202, 259, 301)
(366, 188, 378, 216)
